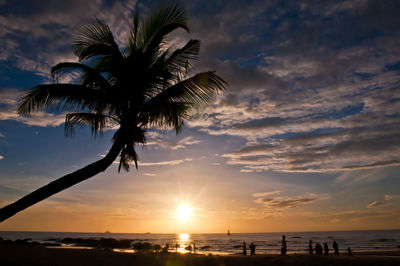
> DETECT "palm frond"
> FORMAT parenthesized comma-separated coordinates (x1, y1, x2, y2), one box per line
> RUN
(165, 39, 200, 75)
(127, 12, 140, 53)
(147, 71, 227, 107)
(138, 3, 189, 54)
(17, 84, 104, 114)
(51, 62, 111, 89)
(142, 101, 191, 133)
(64, 112, 113, 138)
(73, 20, 125, 63)
(118, 144, 138, 172)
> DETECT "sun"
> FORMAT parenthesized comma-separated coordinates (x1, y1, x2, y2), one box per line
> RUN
(176, 204, 193, 222)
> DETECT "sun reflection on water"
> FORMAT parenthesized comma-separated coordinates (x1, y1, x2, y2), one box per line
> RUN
(176, 233, 191, 253)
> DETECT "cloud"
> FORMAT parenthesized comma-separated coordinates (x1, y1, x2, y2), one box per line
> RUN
(143, 173, 156, 177)
(326, 210, 400, 222)
(0, 89, 66, 127)
(385, 194, 400, 201)
(335, 167, 397, 185)
(184, 1, 400, 173)
(147, 136, 201, 150)
(139, 158, 192, 166)
(0, 0, 137, 78)
(252, 190, 282, 197)
(253, 192, 330, 209)
(367, 201, 387, 208)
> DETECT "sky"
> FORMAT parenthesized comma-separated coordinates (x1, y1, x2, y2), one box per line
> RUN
(0, 0, 400, 233)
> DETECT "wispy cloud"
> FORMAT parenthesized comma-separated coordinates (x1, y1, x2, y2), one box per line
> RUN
(139, 158, 192, 166)
(147, 136, 201, 150)
(385, 194, 400, 200)
(253, 191, 330, 209)
(0, 89, 65, 127)
(327, 210, 400, 222)
(252, 190, 282, 197)
(335, 167, 396, 185)
(367, 201, 387, 208)
(143, 173, 156, 176)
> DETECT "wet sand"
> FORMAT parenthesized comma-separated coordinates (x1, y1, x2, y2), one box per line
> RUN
(0, 245, 399, 266)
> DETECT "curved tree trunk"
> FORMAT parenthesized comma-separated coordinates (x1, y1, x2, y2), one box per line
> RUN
(0, 141, 123, 223)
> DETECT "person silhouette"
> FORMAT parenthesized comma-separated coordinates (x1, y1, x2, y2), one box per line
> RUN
(242, 241, 247, 256)
(281, 235, 287, 255)
(323, 243, 329, 255)
(333, 240, 339, 255)
(162, 243, 169, 253)
(347, 247, 352, 256)
(315, 242, 322, 255)
(250, 242, 256, 255)
(309, 240, 313, 255)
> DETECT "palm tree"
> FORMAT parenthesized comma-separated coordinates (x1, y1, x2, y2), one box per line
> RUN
(0, 4, 226, 222)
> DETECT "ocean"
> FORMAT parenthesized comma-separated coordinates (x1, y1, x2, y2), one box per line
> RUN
(0, 230, 399, 255)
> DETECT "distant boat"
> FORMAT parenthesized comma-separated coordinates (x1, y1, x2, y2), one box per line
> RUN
(227, 230, 231, 235)
(105, 230, 111, 234)
(145, 232, 151, 234)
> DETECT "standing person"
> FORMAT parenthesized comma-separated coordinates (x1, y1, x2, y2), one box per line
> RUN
(315, 242, 322, 255)
(347, 247, 353, 256)
(333, 241, 339, 255)
(308, 240, 313, 255)
(281, 235, 287, 255)
(250, 242, 256, 255)
(323, 243, 329, 255)
(242, 241, 247, 256)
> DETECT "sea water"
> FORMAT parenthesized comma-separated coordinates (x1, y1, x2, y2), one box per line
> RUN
(0, 230, 399, 255)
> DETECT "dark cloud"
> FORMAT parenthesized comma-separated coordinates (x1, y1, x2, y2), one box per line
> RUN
(367, 201, 387, 208)
(261, 198, 315, 208)
(186, 0, 400, 173)
(223, 125, 400, 173)
(0, 0, 137, 76)
(234, 117, 285, 130)
(253, 191, 330, 209)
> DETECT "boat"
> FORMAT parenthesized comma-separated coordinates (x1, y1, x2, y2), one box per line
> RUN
(227, 230, 231, 235)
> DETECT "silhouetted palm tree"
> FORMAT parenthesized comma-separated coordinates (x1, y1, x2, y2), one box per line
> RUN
(0, 4, 226, 222)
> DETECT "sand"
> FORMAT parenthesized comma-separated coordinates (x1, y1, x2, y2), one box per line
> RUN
(0, 245, 399, 266)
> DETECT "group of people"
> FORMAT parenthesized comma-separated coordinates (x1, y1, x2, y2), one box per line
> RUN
(308, 240, 339, 255)
(242, 236, 342, 256)
(242, 242, 256, 255)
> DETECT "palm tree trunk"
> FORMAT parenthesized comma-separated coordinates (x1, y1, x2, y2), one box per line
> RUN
(0, 141, 123, 223)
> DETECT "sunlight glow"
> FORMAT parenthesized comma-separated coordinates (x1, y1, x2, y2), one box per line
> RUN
(176, 204, 193, 222)
(176, 233, 191, 253)
(179, 233, 189, 241)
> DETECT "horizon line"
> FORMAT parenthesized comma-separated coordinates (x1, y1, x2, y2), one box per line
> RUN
(1, 228, 399, 234)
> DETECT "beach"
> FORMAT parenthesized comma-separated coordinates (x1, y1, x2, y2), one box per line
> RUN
(1, 245, 399, 266)
(1, 230, 399, 255)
